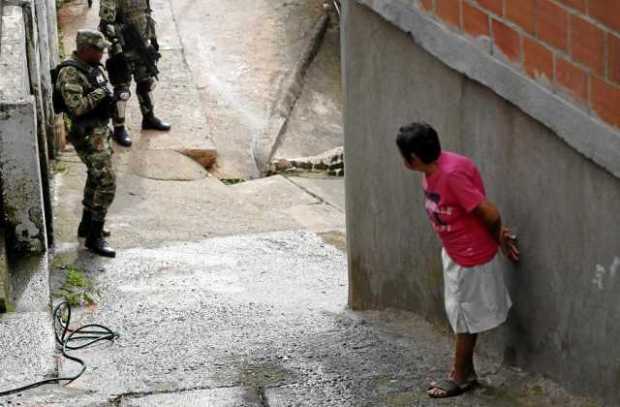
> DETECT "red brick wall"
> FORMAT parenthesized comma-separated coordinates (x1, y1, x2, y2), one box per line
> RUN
(418, 0, 620, 129)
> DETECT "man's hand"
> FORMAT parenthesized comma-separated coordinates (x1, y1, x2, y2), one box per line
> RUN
(473, 200, 520, 263)
(90, 87, 109, 102)
(499, 226, 519, 263)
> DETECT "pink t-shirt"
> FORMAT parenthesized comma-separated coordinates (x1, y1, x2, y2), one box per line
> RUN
(422, 152, 498, 267)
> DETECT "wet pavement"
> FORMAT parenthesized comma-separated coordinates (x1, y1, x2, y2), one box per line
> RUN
(171, 0, 326, 178)
(0, 0, 600, 406)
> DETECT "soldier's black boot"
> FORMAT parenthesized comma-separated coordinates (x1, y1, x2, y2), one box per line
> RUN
(112, 126, 132, 147)
(78, 211, 111, 239)
(85, 220, 116, 258)
(142, 114, 171, 131)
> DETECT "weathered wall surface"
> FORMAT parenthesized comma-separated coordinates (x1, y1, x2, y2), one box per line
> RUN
(0, 0, 59, 311)
(343, 1, 620, 404)
(0, 4, 49, 255)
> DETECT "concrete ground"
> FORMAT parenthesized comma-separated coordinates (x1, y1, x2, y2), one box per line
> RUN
(0, 0, 599, 406)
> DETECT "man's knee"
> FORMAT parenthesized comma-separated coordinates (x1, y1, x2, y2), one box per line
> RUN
(136, 77, 156, 95)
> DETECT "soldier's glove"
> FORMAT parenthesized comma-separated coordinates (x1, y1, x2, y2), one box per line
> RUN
(90, 87, 110, 102)
(100, 22, 124, 56)
(96, 87, 117, 118)
(146, 44, 161, 62)
(106, 53, 131, 84)
(151, 37, 160, 52)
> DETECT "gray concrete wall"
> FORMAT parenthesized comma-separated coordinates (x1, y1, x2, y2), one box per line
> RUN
(0, 213, 9, 313)
(342, 2, 620, 405)
(0, 5, 48, 256)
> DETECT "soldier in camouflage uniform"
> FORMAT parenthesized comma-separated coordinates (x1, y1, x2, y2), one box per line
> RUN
(99, 0, 171, 147)
(55, 30, 117, 257)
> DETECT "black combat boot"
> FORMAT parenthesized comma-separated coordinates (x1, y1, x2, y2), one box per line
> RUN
(142, 114, 171, 131)
(78, 210, 110, 239)
(85, 220, 116, 258)
(112, 126, 132, 147)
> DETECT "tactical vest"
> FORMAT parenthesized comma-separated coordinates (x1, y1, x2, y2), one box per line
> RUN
(117, 0, 152, 39)
(51, 59, 113, 126)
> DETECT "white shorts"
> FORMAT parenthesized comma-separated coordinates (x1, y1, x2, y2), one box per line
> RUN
(442, 249, 512, 334)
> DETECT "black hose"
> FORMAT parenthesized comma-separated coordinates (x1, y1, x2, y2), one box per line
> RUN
(0, 301, 118, 397)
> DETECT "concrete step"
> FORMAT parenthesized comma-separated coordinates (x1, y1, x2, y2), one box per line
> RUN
(0, 311, 56, 395)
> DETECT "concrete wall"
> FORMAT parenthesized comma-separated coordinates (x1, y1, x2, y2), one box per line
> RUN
(0, 2, 51, 255)
(0, 207, 8, 313)
(342, 2, 620, 405)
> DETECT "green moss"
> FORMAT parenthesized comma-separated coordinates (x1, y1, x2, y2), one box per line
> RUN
(238, 363, 289, 389)
(221, 178, 247, 185)
(52, 160, 67, 174)
(53, 264, 100, 307)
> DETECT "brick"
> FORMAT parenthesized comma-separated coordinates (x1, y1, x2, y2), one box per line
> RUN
(492, 19, 521, 63)
(420, 0, 434, 11)
(589, 0, 620, 33)
(476, 0, 502, 16)
(570, 15, 605, 75)
(506, 0, 536, 34)
(555, 56, 589, 102)
(556, 0, 586, 12)
(436, 0, 462, 28)
(524, 37, 554, 80)
(463, 2, 490, 37)
(609, 34, 620, 84)
(591, 76, 620, 128)
(537, 0, 568, 51)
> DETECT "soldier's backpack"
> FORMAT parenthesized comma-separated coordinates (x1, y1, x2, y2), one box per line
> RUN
(50, 60, 91, 115)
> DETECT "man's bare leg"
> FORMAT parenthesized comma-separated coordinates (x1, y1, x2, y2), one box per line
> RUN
(453, 333, 477, 382)
(428, 333, 477, 397)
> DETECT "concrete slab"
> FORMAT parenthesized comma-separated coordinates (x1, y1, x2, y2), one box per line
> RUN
(0, 5, 30, 100)
(228, 175, 319, 210)
(120, 387, 262, 407)
(276, 25, 343, 160)
(128, 150, 208, 181)
(0, 312, 56, 392)
(0, 388, 107, 407)
(10, 254, 51, 313)
(287, 176, 345, 212)
(0, 228, 9, 312)
(0, 100, 48, 254)
(284, 204, 345, 233)
(52, 231, 347, 397)
(58, 0, 217, 170)
(171, 0, 324, 178)
(135, 48, 217, 169)
(53, 155, 304, 249)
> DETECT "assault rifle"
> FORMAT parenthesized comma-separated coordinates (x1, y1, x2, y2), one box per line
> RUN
(121, 23, 160, 79)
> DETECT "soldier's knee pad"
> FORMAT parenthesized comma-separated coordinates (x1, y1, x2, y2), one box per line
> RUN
(136, 78, 156, 95)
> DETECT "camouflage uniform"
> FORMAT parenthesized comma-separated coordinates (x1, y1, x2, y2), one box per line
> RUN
(99, 0, 170, 146)
(56, 39, 116, 225)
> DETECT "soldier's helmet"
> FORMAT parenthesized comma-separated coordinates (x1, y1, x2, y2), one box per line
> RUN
(76, 29, 111, 51)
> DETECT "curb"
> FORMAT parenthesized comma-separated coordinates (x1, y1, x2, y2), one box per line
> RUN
(252, 13, 330, 176)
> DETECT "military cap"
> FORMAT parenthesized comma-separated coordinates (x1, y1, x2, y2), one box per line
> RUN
(76, 29, 111, 51)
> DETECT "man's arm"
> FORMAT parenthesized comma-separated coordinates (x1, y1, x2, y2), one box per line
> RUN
(58, 68, 108, 117)
(472, 199, 519, 262)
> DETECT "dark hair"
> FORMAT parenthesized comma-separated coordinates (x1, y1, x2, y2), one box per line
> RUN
(396, 122, 441, 164)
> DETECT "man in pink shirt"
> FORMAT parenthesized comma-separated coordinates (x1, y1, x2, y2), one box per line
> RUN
(396, 122, 519, 398)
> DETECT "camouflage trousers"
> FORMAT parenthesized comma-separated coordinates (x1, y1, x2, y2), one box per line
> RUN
(71, 125, 116, 222)
(112, 54, 157, 120)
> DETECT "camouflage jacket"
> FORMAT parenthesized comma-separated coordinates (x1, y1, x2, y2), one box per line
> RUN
(56, 53, 110, 127)
(100, 0, 156, 41)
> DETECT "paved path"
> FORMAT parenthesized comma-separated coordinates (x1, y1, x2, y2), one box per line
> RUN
(0, 1, 597, 406)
